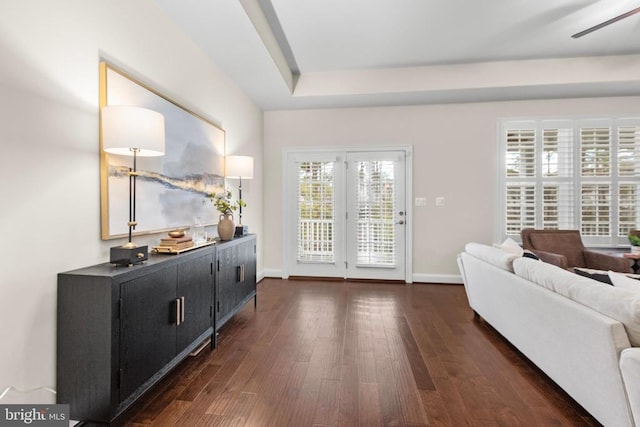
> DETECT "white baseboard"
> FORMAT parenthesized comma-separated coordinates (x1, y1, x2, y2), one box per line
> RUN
(412, 273, 463, 284)
(259, 269, 462, 285)
(260, 269, 283, 280)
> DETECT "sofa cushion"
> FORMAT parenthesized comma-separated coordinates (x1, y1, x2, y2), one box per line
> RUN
(609, 271, 640, 291)
(515, 257, 640, 346)
(493, 238, 524, 257)
(514, 257, 590, 294)
(465, 242, 519, 272)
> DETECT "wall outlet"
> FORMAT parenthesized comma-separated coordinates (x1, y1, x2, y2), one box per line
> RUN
(435, 196, 445, 207)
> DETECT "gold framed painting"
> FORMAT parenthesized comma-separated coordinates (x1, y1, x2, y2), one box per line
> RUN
(99, 61, 225, 240)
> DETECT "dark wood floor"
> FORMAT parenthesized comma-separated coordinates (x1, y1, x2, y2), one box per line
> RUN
(118, 279, 600, 426)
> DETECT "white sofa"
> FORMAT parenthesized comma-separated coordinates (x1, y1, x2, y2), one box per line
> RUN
(458, 242, 640, 427)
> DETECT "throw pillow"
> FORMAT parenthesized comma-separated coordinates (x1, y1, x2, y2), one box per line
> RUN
(465, 242, 520, 272)
(522, 249, 539, 260)
(493, 238, 524, 257)
(574, 267, 612, 285)
(609, 271, 640, 291)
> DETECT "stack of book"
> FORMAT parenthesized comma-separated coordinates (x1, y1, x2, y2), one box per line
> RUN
(157, 234, 194, 252)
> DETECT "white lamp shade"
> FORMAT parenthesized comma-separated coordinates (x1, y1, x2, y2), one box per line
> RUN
(101, 106, 165, 157)
(225, 155, 254, 179)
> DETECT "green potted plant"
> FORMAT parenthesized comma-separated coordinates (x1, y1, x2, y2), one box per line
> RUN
(207, 190, 245, 241)
(629, 234, 640, 254)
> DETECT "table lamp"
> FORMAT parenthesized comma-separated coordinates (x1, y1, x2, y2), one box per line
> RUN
(101, 105, 165, 265)
(225, 155, 254, 236)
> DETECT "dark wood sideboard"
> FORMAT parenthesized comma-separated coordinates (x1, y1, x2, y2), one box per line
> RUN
(56, 234, 257, 424)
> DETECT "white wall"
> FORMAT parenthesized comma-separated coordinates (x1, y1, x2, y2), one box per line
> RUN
(264, 97, 640, 282)
(0, 0, 263, 403)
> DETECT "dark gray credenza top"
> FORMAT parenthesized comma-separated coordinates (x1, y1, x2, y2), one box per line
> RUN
(58, 235, 256, 281)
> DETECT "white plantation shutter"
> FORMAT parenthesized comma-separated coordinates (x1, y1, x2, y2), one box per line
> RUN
(542, 126, 574, 230)
(542, 183, 574, 229)
(581, 183, 611, 236)
(619, 183, 640, 236)
(504, 126, 537, 233)
(618, 121, 640, 236)
(581, 127, 611, 177)
(296, 160, 335, 263)
(355, 160, 396, 266)
(500, 117, 640, 246)
(506, 184, 535, 234)
(503, 122, 575, 236)
(506, 129, 535, 177)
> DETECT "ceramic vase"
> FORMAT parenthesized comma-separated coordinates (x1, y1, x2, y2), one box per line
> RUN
(217, 213, 235, 241)
(632, 245, 640, 255)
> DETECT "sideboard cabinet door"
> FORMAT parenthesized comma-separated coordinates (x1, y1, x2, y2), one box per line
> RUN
(215, 235, 257, 331)
(177, 252, 214, 350)
(120, 265, 178, 401)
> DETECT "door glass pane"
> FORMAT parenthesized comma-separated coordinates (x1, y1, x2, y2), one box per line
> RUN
(355, 160, 396, 267)
(296, 161, 335, 263)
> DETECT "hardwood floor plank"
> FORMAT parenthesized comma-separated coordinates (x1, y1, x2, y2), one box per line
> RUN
(119, 279, 601, 427)
(175, 363, 222, 402)
(358, 382, 383, 427)
(312, 379, 340, 426)
(214, 392, 258, 427)
(419, 389, 453, 426)
(396, 314, 436, 391)
(172, 381, 226, 426)
(146, 400, 191, 427)
(337, 361, 358, 427)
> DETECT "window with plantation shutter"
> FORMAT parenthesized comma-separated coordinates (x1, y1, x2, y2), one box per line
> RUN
(296, 160, 335, 263)
(500, 116, 640, 247)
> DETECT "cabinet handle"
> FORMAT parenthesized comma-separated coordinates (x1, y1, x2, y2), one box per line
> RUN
(241, 264, 245, 282)
(180, 296, 185, 323)
(175, 298, 181, 326)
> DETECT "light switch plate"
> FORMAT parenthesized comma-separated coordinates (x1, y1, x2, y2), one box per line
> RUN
(415, 197, 427, 207)
(435, 196, 445, 207)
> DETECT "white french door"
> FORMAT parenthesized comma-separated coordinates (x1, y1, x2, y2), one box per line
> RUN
(285, 148, 410, 281)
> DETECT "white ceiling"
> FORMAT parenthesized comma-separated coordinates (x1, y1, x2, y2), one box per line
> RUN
(154, 0, 640, 110)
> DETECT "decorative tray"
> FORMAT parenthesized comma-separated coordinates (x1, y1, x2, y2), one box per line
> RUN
(151, 240, 215, 254)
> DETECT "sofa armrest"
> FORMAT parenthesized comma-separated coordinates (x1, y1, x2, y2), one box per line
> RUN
(533, 249, 569, 269)
(620, 348, 640, 426)
(584, 250, 631, 273)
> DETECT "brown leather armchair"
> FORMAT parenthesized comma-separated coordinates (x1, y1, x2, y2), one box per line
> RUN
(521, 228, 631, 273)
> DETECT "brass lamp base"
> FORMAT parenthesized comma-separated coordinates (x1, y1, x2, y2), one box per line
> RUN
(110, 245, 148, 266)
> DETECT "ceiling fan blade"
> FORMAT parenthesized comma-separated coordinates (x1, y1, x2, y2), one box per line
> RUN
(572, 6, 640, 38)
